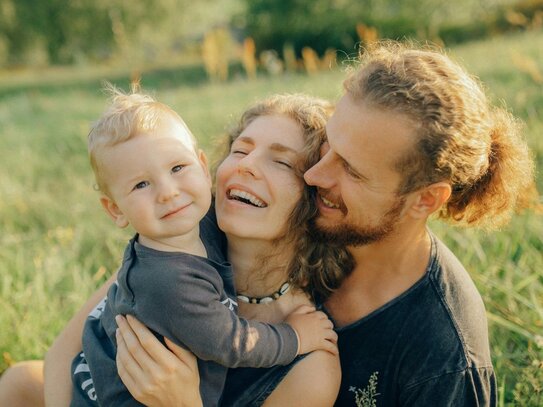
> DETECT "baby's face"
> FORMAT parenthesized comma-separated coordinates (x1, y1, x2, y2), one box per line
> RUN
(99, 115, 211, 241)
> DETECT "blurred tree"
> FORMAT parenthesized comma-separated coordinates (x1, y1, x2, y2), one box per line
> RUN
(238, 0, 523, 58)
(0, 0, 244, 67)
(240, 0, 364, 57)
(0, 0, 164, 66)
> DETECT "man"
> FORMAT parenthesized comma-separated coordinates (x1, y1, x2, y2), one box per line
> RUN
(303, 43, 535, 405)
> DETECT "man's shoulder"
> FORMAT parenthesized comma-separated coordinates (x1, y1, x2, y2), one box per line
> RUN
(428, 234, 492, 366)
(335, 234, 495, 405)
(338, 235, 492, 379)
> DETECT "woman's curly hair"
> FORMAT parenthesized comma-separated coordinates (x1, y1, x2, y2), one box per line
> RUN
(213, 94, 353, 301)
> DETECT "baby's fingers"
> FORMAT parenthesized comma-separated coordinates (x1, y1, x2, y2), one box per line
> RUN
(321, 338, 339, 356)
(324, 328, 338, 345)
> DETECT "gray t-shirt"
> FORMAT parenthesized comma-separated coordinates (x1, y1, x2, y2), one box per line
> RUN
(332, 232, 496, 406)
(71, 211, 298, 407)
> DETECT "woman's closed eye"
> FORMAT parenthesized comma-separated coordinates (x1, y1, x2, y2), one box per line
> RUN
(274, 159, 293, 169)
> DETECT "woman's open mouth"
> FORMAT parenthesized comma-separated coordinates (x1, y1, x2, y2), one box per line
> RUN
(227, 188, 267, 208)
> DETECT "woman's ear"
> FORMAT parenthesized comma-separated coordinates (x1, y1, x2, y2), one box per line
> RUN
(406, 182, 452, 219)
(197, 149, 212, 186)
(100, 195, 129, 228)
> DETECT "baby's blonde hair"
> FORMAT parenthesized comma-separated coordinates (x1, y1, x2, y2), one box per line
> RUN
(88, 84, 196, 196)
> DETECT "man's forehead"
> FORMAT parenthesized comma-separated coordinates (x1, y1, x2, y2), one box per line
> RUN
(326, 94, 418, 171)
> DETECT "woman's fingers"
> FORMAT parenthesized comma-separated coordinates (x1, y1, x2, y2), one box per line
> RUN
(116, 315, 164, 400)
(164, 338, 198, 372)
(116, 315, 156, 371)
(124, 315, 182, 372)
(116, 329, 140, 395)
(116, 315, 203, 406)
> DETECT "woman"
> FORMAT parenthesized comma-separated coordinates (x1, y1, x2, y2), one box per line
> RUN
(0, 93, 352, 406)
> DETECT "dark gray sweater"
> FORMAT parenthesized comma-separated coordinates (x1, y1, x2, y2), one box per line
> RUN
(71, 211, 298, 407)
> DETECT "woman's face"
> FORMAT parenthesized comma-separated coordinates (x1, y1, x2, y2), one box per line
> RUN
(215, 114, 305, 242)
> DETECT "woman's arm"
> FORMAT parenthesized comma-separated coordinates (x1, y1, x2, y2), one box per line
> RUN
(115, 315, 340, 407)
(115, 315, 203, 407)
(43, 271, 117, 407)
(263, 350, 341, 407)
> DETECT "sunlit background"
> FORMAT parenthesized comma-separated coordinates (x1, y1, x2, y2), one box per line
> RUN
(1, 0, 542, 405)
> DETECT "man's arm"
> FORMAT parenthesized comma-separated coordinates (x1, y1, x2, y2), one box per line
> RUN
(43, 271, 117, 407)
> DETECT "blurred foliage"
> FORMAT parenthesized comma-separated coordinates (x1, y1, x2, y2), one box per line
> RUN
(0, 0, 164, 65)
(0, 0, 541, 69)
(238, 0, 542, 58)
(0, 0, 241, 67)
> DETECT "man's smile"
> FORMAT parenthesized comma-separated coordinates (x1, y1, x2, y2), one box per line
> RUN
(320, 194, 340, 209)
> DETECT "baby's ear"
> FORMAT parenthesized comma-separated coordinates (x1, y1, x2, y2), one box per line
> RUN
(100, 195, 129, 228)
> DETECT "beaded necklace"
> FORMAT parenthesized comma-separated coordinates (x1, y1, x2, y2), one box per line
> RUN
(236, 282, 291, 304)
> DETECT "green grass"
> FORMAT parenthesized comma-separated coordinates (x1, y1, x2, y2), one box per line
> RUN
(1, 31, 542, 406)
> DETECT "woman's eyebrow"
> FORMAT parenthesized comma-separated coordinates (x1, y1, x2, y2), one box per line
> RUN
(235, 136, 254, 145)
(270, 143, 297, 154)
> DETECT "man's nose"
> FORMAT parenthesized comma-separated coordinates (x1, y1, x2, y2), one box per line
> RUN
(304, 150, 334, 188)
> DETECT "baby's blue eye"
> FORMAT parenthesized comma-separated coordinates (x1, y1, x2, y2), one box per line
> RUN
(133, 181, 150, 190)
(172, 165, 184, 173)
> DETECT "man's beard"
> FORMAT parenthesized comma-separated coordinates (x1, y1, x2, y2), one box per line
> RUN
(309, 196, 406, 247)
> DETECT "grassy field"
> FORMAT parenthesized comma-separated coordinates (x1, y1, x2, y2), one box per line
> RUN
(1, 31, 542, 405)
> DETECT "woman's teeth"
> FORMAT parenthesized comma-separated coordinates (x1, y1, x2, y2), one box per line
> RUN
(228, 189, 267, 208)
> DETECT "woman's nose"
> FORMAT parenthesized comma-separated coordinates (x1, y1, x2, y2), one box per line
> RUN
(237, 154, 261, 178)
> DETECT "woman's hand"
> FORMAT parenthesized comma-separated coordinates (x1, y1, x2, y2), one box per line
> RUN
(115, 315, 203, 407)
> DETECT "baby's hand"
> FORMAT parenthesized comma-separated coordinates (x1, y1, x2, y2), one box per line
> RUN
(285, 305, 338, 356)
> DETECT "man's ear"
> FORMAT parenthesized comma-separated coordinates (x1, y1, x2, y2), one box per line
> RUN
(197, 149, 212, 187)
(100, 195, 129, 228)
(406, 182, 452, 219)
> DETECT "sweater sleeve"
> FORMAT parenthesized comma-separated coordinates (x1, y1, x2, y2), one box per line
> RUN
(126, 254, 298, 368)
